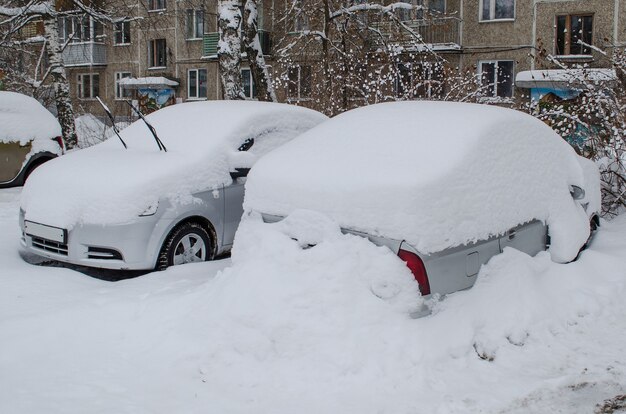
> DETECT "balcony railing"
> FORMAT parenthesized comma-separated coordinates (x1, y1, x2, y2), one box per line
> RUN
(203, 30, 272, 58)
(62, 42, 107, 67)
(371, 16, 461, 51)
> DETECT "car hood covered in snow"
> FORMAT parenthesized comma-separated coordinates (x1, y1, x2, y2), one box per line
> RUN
(245, 101, 591, 263)
(20, 101, 327, 228)
(0, 91, 62, 145)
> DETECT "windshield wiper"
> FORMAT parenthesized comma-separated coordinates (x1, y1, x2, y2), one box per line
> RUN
(124, 100, 167, 152)
(96, 97, 127, 149)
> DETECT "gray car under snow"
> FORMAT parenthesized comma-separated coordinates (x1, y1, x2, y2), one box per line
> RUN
(19, 101, 327, 270)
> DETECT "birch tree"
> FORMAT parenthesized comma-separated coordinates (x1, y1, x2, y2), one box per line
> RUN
(217, 0, 245, 100)
(242, 0, 275, 101)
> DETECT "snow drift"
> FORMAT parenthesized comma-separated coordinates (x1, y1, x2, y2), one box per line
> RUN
(20, 101, 326, 229)
(245, 101, 591, 263)
(0, 91, 61, 144)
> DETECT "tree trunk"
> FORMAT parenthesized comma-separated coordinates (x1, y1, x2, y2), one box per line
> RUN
(43, 10, 78, 150)
(218, 0, 245, 100)
(242, 0, 276, 101)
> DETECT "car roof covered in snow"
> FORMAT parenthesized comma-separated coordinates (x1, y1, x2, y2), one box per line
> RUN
(0, 91, 62, 144)
(21, 101, 327, 228)
(245, 101, 589, 263)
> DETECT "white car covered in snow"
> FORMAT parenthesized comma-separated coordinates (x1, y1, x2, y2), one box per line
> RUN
(19, 101, 327, 270)
(244, 101, 601, 297)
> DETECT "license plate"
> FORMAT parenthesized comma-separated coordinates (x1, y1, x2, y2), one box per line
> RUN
(24, 221, 67, 244)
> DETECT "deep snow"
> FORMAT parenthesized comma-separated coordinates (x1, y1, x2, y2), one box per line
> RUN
(1, 187, 626, 413)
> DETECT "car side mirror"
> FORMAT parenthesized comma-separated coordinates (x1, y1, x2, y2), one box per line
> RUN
(570, 185, 585, 200)
(230, 168, 250, 179)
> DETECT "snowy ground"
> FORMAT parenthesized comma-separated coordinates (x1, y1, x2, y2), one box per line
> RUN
(1, 187, 626, 413)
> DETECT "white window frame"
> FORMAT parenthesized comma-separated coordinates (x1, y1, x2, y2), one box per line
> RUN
(115, 71, 132, 100)
(114, 20, 131, 45)
(287, 65, 311, 101)
(241, 68, 257, 99)
(479, 0, 515, 22)
(187, 68, 208, 99)
(148, 0, 166, 12)
(478, 60, 515, 98)
(77, 73, 100, 100)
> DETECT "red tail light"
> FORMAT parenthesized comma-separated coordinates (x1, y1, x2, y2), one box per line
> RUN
(53, 136, 65, 153)
(398, 248, 431, 296)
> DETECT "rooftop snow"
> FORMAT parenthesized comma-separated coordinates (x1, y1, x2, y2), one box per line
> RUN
(515, 69, 617, 89)
(21, 101, 327, 228)
(0, 91, 61, 144)
(118, 77, 179, 89)
(245, 101, 590, 263)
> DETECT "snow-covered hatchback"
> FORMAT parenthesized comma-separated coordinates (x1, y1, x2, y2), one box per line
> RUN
(0, 92, 64, 188)
(244, 101, 601, 297)
(19, 101, 327, 270)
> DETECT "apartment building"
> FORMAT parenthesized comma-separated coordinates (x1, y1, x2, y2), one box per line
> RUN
(5, 0, 623, 115)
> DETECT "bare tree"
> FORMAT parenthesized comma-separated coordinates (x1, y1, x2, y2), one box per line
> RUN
(242, 0, 275, 101)
(217, 0, 245, 99)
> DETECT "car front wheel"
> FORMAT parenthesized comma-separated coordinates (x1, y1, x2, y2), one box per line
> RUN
(157, 222, 213, 270)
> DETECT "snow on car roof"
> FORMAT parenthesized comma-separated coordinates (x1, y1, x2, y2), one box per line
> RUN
(245, 101, 589, 263)
(0, 91, 62, 144)
(21, 101, 327, 228)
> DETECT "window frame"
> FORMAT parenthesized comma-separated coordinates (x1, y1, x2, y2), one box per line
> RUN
(479, 0, 515, 22)
(241, 68, 258, 99)
(186, 9, 205, 40)
(187, 68, 208, 99)
(287, 65, 312, 100)
(478, 60, 515, 99)
(115, 71, 132, 100)
(77, 73, 100, 100)
(555, 14, 594, 56)
(148, 0, 166, 12)
(148, 38, 167, 69)
(113, 20, 131, 45)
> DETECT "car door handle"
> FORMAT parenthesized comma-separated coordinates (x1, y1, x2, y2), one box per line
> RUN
(507, 230, 516, 240)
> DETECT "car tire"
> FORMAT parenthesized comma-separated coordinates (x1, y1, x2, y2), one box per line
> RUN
(156, 222, 213, 270)
(574, 216, 600, 261)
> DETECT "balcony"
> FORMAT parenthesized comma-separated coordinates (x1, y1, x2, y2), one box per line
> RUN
(62, 42, 107, 67)
(371, 16, 461, 52)
(202, 30, 272, 58)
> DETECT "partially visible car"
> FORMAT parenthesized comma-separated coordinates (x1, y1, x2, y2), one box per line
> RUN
(0, 91, 64, 188)
(244, 101, 601, 298)
(19, 101, 327, 270)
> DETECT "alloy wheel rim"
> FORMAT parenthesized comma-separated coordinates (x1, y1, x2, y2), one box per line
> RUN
(173, 234, 206, 265)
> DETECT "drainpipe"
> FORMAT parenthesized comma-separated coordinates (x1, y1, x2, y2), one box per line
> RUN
(459, 0, 464, 69)
(615, 0, 620, 46)
(530, 0, 537, 70)
(174, 0, 179, 79)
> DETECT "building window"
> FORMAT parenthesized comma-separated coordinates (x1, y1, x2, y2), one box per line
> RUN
(115, 72, 132, 99)
(429, 0, 445, 13)
(479, 61, 514, 98)
(148, 0, 166, 11)
(241, 68, 257, 99)
(399, 0, 423, 21)
(395, 62, 443, 98)
(480, 0, 514, 21)
(556, 15, 593, 56)
(287, 65, 311, 99)
(186, 9, 205, 39)
(77, 73, 100, 99)
(58, 15, 103, 43)
(148, 39, 167, 68)
(188, 69, 207, 99)
(114, 21, 131, 45)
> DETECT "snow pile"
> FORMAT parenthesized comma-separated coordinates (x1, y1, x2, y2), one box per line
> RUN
(578, 156, 602, 217)
(75, 114, 112, 148)
(20, 101, 326, 228)
(0, 91, 61, 144)
(3, 188, 626, 412)
(246, 101, 590, 263)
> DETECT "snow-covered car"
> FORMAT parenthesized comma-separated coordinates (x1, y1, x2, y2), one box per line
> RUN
(244, 101, 601, 297)
(0, 92, 64, 188)
(19, 101, 327, 270)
